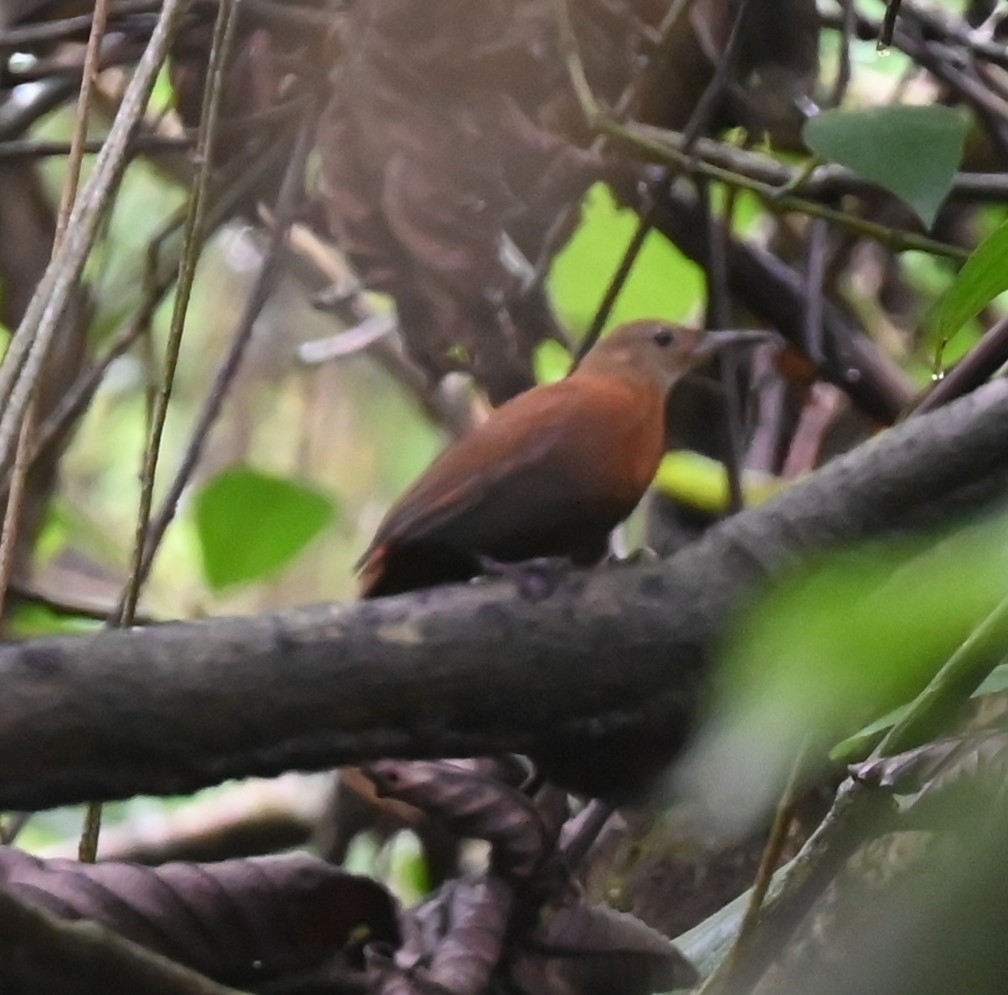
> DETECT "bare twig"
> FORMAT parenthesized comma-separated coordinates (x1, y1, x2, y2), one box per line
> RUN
(0, 1, 161, 49)
(531, 0, 699, 281)
(879, 0, 903, 50)
(678, 0, 753, 150)
(138, 113, 315, 585)
(0, 413, 36, 621)
(599, 118, 969, 260)
(913, 315, 1008, 416)
(0, 137, 296, 505)
(829, 0, 856, 106)
(803, 219, 830, 367)
(0, 133, 191, 161)
(81, 0, 240, 865)
(576, 202, 655, 361)
(0, 0, 192, 480)
(115, 0, 242, 627)
(0, 0, 111, 631)
(576, 0, 750, 360)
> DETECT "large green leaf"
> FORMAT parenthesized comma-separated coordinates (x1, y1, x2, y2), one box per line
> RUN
(936, 219, 1008, 339)
(195, 467, 336, 591)
(678, 513, 1008, 835)
(548, 183, 703, 332)
(803, 105, 967, 228)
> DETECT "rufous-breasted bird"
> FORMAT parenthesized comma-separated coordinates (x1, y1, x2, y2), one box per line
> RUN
(358, 320, 765, 598)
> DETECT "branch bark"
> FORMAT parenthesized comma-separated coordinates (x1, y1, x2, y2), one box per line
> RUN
(1, 381, 1007, 809)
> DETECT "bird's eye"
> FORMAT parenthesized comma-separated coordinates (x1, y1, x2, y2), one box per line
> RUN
(653, 328, 675, 347)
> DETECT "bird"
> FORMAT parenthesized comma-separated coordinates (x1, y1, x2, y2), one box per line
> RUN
(357, 320, 766, 598)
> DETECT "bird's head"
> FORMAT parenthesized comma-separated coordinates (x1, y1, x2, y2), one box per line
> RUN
(575, 320, 773, 393)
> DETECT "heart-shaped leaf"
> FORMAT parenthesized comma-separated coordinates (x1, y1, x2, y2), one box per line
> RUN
(195, 467, 336, 591)
(804, 105, 967, 228)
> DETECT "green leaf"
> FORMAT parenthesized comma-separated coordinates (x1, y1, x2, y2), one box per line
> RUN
(9, 603, 102, 637)
(655, 450, 785, 514)
(195, 467, 336, 591)
(829, 701, 911, 763)
(548, 184, 703, 332)
(831, 661, 1008, 763)
(803, 105, 967, 228)
(680, 513, 1008, 835)
(532, 338, 572, 384)
(937, 219, 1008, 339)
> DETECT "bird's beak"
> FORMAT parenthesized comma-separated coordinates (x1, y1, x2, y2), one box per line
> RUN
(693, 329, 779, 361)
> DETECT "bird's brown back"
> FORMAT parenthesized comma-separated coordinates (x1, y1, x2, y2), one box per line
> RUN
(358, 372, 667, 597)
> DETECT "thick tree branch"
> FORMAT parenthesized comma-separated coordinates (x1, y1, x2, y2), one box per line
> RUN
(1, 381, 1007, 809)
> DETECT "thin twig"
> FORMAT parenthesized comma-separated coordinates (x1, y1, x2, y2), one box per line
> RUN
(704, 185, 747, 514)
(733, 745, 807, 951)
(531, 0, 698, 282)
(576, 202, 655, 361)
(912, 315, 1008, 416)
(82, 0, 241, 865)
(69, 0, 119, 870)
(678, 0, 753, 150)
(56, 0, 111, 241)
(0, 0, 192, 480)
(0, 413, 36, 623)
(829, 0, 856, 106)
(550, 0, 600, 127)
(138, 113, 314, 584)
(598, 117, 969, 260)
(0, 0, 111, 630)
(879, 0, 903, 50)
(115, 0, 242, 628)
(0, 1, 161, 49)
(0, 134, 191, 161)
(803, 219, 830, 367)
(26, 0, 110, 865)
(576, 0, 750, 360)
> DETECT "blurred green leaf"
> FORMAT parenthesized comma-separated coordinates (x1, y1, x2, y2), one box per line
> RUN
(195, 467, 337, 591)
(548, 184, 703, 332)
(150, 66, 176, 115)
(803, 105, 967, 227)
(833, 656, 1008, 764)
(937, 219, 1008, 340)
(680, 514, 1008, 833)
(830, 702, 912, 763)
(8, 603, 102, 638)
(655, 450, 785, 514)
(533, 338, 572, 384)
(387, 830, 430, 905)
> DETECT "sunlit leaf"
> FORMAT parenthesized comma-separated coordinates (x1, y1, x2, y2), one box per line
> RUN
(654, 451, 785, 514)
(195, 467, 336, 591)
(533, 338, 572, 384)
(9, 604, 102, 638)
(549, 184, 703, 332)
(803, 105, 967, 227)
(936, 219, 1008, 340)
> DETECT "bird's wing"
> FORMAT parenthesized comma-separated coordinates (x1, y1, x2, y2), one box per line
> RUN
(357, 385, 580, 568)
(357, 376, 661, 574)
